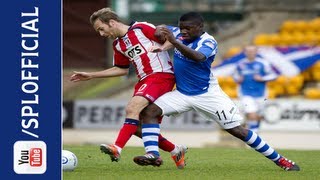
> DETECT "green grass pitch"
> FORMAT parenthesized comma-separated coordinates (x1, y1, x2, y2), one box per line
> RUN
(63, 145, 319, 180)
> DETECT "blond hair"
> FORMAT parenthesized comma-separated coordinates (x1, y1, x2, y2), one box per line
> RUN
(89, 7, 122, 25)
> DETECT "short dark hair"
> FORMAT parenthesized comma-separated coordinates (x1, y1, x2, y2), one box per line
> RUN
(179, 12, 204, 24)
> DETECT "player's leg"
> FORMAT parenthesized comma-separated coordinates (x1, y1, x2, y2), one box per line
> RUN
(226, 126, 300, 171)
(156, 115, 188, 164)
(100, 95, 149, 162)
(102, 73, 185, 164)
(133, 103, 163, 166)
(245, 112, 261, 133)
(134, 74, 188, 168)
(240, 96, 261, 133)
(134, 119, 177, 155)
(134, 90, 191, 168)
(142, 115, 188, 169)
(101, 98, 180, 162)
(196, 84, 300, 171)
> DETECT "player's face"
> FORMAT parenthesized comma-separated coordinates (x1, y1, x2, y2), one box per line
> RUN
(178, 20, 203, 42)
(93, 19, 118, 39)
(244, 46, 258, 61)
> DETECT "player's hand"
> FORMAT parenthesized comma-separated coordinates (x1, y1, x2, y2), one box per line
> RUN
(157, 27, 175, 43)
(236, 76, 244, 83)
(155, 25, 167, 43)
(148, 46, 163, 53)
(253, 75, 263, 82)
(70, 71, 92, 82)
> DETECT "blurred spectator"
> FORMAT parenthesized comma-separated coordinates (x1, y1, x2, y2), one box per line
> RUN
(233, 45, 278, 133)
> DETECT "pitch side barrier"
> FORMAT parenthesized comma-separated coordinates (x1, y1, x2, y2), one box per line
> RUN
(63, 99, 320, 132)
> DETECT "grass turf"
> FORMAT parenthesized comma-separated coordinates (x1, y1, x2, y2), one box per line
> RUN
(63, 145, 319, 180)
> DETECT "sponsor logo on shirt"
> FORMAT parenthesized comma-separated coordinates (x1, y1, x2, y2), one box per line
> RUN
(125, 44, 145, 59)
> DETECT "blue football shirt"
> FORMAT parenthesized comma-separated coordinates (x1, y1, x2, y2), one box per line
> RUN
(234, 58, 277, 97)
(168, 26, 218, 95)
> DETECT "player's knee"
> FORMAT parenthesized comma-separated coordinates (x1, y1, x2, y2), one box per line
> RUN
(125, 104, 140, 117)
(140, 104, 162, 123)
(247, 113, 259, 120)
(226, 125, 248, 140)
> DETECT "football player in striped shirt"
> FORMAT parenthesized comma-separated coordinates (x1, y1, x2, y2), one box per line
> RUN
(70, 7, 187, 169)
(134, 12, 300, 171)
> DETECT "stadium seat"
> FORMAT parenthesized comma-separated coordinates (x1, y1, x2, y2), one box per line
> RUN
(223, 87, 237, 98)
(286, 85, 300, 96)
(311, 61, 320, 81)
(292, 32, 305, 45)
(217, 76, 226, 87)
(280, 20, 296, 33)
(274, 85, 286, 96)
(304, 33, 318, 45)
(275, 75, 288, 84)
(301, 70, 312, 82)
(267, 88, 277, 99)
(288, 75, 304, 89)
(307, 21, 319, 34)
(225, 76, 237, 88)
(295, 20, 309, 32)
(279, 33, 295, 46)
(281, 75, 304, 96)
(253, 34, 269, 45)
(218, 76, 237, 89)
(312, 71, 320, 81)
(267, 83, 285, 96)
(224, 46, 242, 58)
(267, 75, 289, 96)
(310, 17, 320, 32)
(268, 34, 281, 45)
(304, 88, 320, 99)
(312, 60, 320, 69)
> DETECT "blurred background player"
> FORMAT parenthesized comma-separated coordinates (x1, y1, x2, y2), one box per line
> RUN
(133, 12, 300, 171)
(233, 45, 278, 133)
(70, 7, 187, 169)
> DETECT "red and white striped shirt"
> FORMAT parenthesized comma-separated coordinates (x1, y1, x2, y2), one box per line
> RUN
(113, 21, 174, 80)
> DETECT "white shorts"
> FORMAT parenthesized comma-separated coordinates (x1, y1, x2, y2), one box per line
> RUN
(154, 84, 243, 129)
(239, 96, 265, 115)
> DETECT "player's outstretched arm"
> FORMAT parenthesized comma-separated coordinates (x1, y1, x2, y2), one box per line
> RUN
(70, 66, 129, 82)
(148, 40, 173, 53)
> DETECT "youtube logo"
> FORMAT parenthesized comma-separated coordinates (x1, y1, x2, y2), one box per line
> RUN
(14, 141, 47, 174)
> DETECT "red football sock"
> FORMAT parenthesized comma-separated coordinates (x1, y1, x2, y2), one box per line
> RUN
(157, 116, 175, 152)
(159, 134, 175, 152)
(115, 118, 139, 148)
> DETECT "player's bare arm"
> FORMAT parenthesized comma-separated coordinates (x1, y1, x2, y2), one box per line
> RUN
(253, 74, 264, 82)
(234, 76, 244, 83)
(148, 40, 173, 53)
(148, 25, 174, 53)
(70, 66, 129, 82)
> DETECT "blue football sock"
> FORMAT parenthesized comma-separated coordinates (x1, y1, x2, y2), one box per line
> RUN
(142, 124, 160, 156)
(244, 130, 281, 163)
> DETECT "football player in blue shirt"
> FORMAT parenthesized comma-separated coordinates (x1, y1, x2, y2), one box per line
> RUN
(133, 12, 300, 171)
(233, 45, 278, 133)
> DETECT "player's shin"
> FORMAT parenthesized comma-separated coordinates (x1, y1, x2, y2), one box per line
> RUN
(159, 134, 175, 152)
(114, 118, 139, 148)
(244, 129, 300, 171)
(142, 123, 160, 156)
(244, 129, 281, 162)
